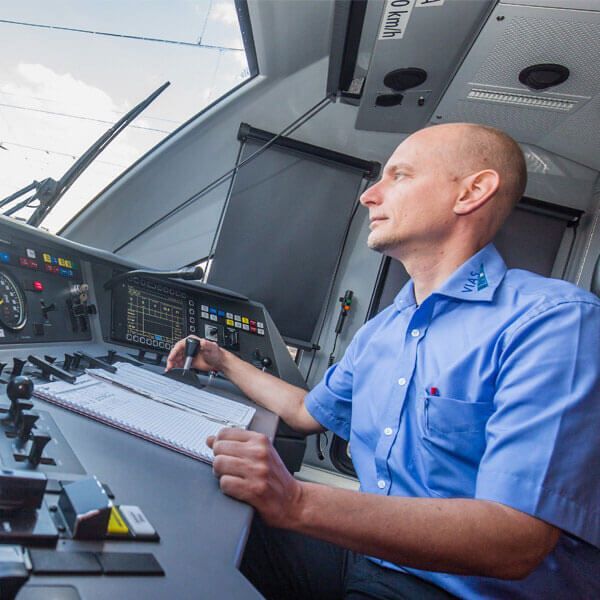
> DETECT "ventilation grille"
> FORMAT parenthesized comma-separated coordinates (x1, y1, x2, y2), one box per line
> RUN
(467, 88, 577, 111)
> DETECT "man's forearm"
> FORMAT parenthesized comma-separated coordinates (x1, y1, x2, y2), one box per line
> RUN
(289, 483, 559, 579)
(220, 350, 322, 434)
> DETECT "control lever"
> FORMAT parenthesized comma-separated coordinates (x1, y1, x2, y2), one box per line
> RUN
(261, 357, 272, 372)
(6, 377, 34, 422)
(71, 353, 82, 370)
(106, 350, 143, 366)
(17, 410, 39, 444)
(28, 433, 51, 466)
(11, 358, 26, 378)
(28, 355, 76, 384)
(63, 353, 74, 371)
(74, 351, 117, 373)
(183, 337, 200, 373)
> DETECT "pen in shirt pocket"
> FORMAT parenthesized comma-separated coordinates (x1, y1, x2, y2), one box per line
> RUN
(427, 386, 440, 396)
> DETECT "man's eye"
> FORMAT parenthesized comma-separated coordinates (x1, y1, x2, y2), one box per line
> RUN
(394, 172, 404, 180)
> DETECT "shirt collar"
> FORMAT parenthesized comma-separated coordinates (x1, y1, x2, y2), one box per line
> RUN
(392, 243, 507, 310)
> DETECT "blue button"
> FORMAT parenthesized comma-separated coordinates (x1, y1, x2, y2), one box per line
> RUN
(51, 257, 58, 265)
(59, 267, 72, 277)
(209, 307, 217, 314)
(155, 335, 162, 341)
(217, 310, 225, 317)
(0, 253, 9, 263)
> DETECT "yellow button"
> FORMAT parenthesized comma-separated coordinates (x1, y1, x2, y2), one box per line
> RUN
(43, 253, 51, 263)
(226, 319, 234, 326)
(58, 258, 66, 267)
(107, 507, 129, 535)
(65, 260, 72, 268)
(242, 317, 249, 324)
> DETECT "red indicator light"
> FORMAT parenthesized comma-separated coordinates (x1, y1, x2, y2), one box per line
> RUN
(33, 281, 44, 292)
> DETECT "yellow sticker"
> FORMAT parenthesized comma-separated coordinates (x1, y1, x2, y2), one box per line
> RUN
(58, 258, 66, 267)
(107, 506, 130, 535)
(43, 253, 52, 263)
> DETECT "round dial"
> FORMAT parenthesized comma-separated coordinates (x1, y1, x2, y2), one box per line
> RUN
(0, 271, 27, 331)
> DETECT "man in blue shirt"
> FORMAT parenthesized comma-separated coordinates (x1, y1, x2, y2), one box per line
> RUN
(168, 123, 600, 598)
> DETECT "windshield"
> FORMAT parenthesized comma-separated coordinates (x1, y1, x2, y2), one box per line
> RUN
(0, 0, 253, 232)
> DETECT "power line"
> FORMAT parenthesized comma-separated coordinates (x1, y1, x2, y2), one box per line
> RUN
(0, 18, 245, 52)
(1, 140, 128, 168)
(0, 90, 180, 125)
(0, 102, 171, 134)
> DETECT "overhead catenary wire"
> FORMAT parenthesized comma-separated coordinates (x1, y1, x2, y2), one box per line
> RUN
(113, 95, 334, 253)
(0, 102, 171, 134)
(0, 18, 244, 52)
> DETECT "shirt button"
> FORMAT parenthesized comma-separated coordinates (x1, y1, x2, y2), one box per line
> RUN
(398, 377, 407, 386)
(377, 480, 386, 489)
(384, 427, 393, 436)
(411, 328, 420, 337)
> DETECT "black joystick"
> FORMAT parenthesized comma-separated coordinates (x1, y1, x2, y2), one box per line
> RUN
(261, 357, 272, 372)
(7, 376, 34, 422)
(183, 337, 200, 373)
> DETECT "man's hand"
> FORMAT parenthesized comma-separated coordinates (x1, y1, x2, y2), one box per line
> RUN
(207, 429, 305, 529)
(165, 335, 224, 372)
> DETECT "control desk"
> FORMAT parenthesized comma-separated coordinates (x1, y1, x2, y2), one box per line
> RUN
(0, 216, 306, 599)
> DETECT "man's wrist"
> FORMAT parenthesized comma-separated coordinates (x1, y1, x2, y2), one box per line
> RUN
(219, 348, 237, 377)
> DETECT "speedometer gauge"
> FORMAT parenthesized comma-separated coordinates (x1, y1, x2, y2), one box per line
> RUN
(0, 271, 27, 331)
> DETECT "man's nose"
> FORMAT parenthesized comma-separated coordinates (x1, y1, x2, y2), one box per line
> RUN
(360, 180, 383, 206)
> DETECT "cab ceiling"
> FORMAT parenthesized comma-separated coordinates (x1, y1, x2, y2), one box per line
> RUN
(348, 0, 600, 172)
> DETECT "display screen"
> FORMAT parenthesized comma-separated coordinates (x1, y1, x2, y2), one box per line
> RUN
(111, 278, 197, 352)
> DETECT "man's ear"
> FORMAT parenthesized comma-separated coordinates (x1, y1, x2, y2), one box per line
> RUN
(453, 169, 500, 216)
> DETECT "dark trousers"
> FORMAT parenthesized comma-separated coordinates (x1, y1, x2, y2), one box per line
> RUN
(241, 516, 456, 600)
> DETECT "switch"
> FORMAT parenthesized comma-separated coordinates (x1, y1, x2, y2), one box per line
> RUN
(41, 301, 56, 320)
(32, 280, 44, 292)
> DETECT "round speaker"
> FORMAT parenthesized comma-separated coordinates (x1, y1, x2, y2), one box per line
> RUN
(383, 67, 427, 91)
(518, 63, 569, 91)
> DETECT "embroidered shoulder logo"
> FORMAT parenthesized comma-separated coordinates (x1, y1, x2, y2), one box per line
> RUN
(461, 264, 489, 293)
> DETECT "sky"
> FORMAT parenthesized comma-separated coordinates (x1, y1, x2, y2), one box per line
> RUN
(0, 0, 249, 232)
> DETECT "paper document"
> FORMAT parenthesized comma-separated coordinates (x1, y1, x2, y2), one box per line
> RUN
(33, 363, 256, 464)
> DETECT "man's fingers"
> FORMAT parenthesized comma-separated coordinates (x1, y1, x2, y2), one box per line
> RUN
(165, 339, 185, 371)
(214, 428, 266, 444)
(211, 439, 249, 457)
(212, 455, 248, 479)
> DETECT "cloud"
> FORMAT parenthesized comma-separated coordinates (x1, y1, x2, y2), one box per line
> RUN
(211, 1, 238, 27)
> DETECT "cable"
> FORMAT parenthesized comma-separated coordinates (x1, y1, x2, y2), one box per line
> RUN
(113, 95, 333, 253)
(0, 18, 244, 52)
(0, 102, 171, 134)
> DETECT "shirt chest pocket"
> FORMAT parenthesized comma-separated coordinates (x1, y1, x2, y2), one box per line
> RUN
(419, 395, 494, 497)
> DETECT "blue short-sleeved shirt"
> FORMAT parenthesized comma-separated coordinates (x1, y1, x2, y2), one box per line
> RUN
(305, 244, 600, 599)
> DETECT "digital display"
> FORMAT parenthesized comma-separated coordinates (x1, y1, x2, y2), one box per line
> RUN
(111, 278, 197, 352)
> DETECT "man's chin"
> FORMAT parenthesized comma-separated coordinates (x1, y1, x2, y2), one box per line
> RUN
(367, 236, 393, 253)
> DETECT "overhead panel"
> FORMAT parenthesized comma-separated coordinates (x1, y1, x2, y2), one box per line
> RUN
(431, 1, 600, 171)
(353, 0, 496, 133)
